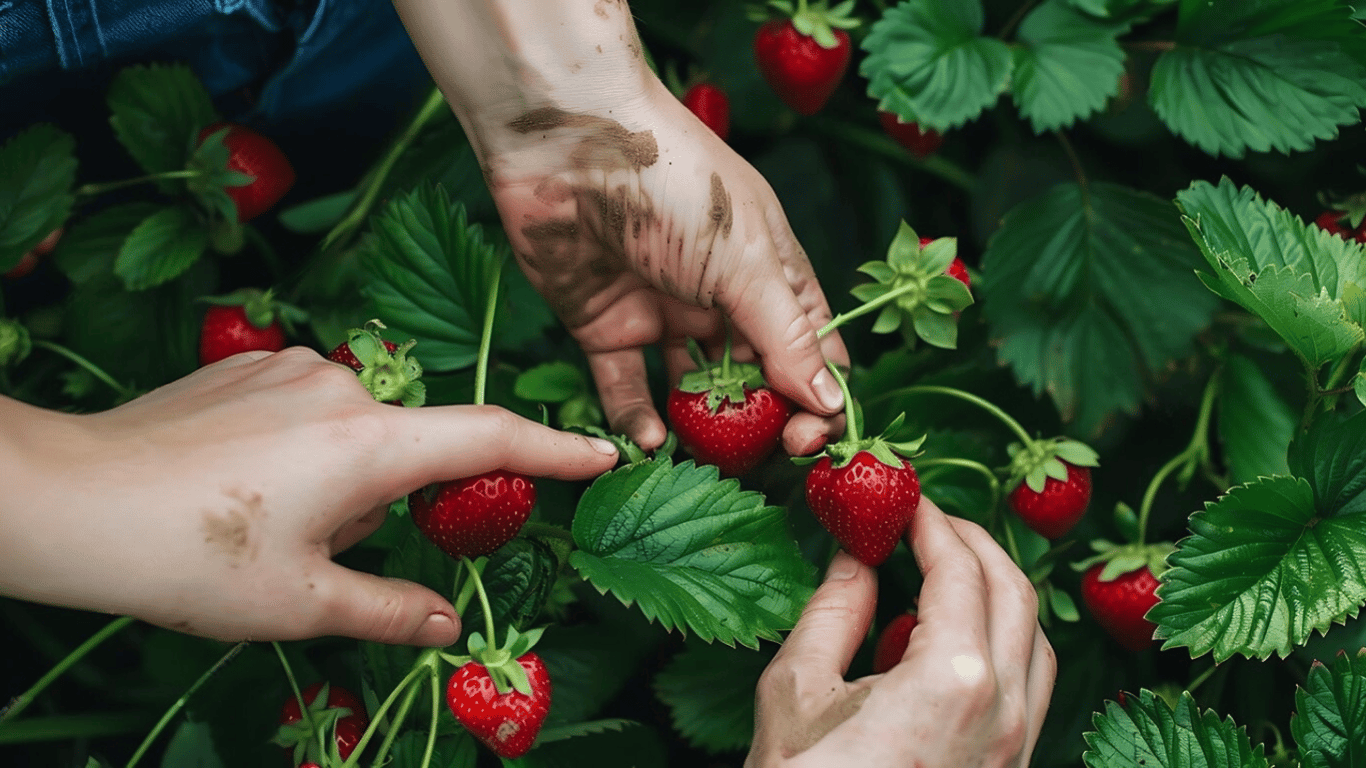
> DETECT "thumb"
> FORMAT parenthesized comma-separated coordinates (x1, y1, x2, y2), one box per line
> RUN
(314, 563, 461, 647)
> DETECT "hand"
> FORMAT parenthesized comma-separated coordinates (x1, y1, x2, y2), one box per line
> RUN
(485, 81, 850, 456)
(747, 498, 1057, 767)
(0, 348, 619, 645)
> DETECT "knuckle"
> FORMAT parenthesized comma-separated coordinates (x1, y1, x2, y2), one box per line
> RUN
(992, 707, 1030, 760)
(1039, 634, 1059, 683)
(470, 405, 523, 451)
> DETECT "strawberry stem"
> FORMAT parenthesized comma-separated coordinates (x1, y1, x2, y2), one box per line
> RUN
(816, 278, 923, 339)
(462, 556, 499, 651)
(915, 458, 1001, 514)
(75, 169, 201, 197)
(1135, 372, 1220, 545)
(1185, 661, 1219, 695)
(0, 615, 134, 724)
(419, 670, 439, 768)
(340, 650, 438, 768)
(367, 670, 426, 768)
(124, 642, 246, 768)
(721, 324, 733, 381)
(270, 642, 325, 760)
(31, 340, 134, 399)
(826, 360, 859, 442)
(473, 259, 505, 407)
(868, 385, 1033, 447)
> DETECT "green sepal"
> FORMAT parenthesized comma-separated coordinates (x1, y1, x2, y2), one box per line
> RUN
(343, 324, 427, 407)
(857, 260, 895, 282)
(198, 288, 307, 333)
(1113, 502, 1140, 544)
(804, 411, 927, 470)
(676, 336, 769, 412)
(1071, 540, 1175, 580)
(0, 319, 32, 367)
(768, 0, 861, 49)
(1049, 583, 1081, 622)
(1007, 436, 1101, 493)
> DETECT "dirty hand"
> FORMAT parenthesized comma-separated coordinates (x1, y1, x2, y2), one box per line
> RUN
(747, 498, 1057, 767)
(394, 0, 850, 456)
(0, 348, 618, 644)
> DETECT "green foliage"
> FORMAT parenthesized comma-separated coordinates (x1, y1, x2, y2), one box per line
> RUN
(106, 64, 218, 182)
(0, 125, 77, 272)
(1292, 650, 1366, 768)
(1287, 410, 1366, 519)
(51, 203, 159, 285)
(1012, 0, 1127, 133)
(850, 224, 972, 348)
(569, 456, 817, 649)
(654, 640, 772, 754)
(980, 182, 1218, 435)
(1082, 689, 1270, 767)
(1178, 179, 1366, 369)
(1217, 354, 1295, 485)
(115, 206, 209, 290)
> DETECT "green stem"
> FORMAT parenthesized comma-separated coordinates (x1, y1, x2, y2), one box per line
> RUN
(462, 556, 499, 649)
(1135, 373, 1219, 545)
(1001, 516, 1026, 568)
(720, 325, 733, 381)
(817, 278, 924, 339)
(1055, 130, 1089, 197)
(340, 654, 435, 768)
(124, 642, 246, 768)
(76, 170, 200, 197)
(1299, 358, 1321, 433)
(0, 711, 155, 744)
(997, 0, 1039, 39)
(913, 458, 1002, 514)
(802, 117, 976, 192)
(368, 673, 424, 768)
(32, 340, 133, 399)
(473, 261, 504, 406)
(419, 670, 439, 768)
(272, 642, 326, 760)
(1186, 662, 1219, 695)
(322, 86, 448, 252)
(453, 561, 479, 616)
(868, 385, 1034, 447)
(826, 361, 859, 442)
(0, 616, 135, 723)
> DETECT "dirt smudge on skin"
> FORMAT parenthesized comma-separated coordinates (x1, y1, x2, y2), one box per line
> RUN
(202, 489, 265, 567)
(707, 173, 733, 238)
(506, 108, 658, 170)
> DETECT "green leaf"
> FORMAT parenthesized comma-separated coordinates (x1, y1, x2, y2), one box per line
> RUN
(388, 732, 477, 768)
(537, 624, 658, 727)
(359, 184, 546, 370)
(1287, 410, 1366, 519)
(569, 457, 817, 648)
(1292, 650, 1366, 768)
(461, 537, 561, 635)
(1011, 0, 1127, 133)
(981, 182, 1219, 435)
(654, 640, 773, 754)
(1176, 179, 1366, 368)
(1082, 689, 1269, 767)
(534, 719, 638, 746)
(278, 191, 358, 234)
(51, 203, 160, 284)
(114, 206, 209, 290)
(506, 719, 668, 768)
(1217, 354, 1295, 485)
(107, 64, 218, 180)
(1150, 2, 1366, 158)
(860, 0, 1014, 131)
(0, 124, 77, 272)
(1149, 475, 1366, 661)
(158, 719, 224, 768)
(515, 362, 586, 403)
(1068, 0, 1175, 22)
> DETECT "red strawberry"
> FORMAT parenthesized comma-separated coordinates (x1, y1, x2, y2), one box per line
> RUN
(668, 339, 793, 476)
(196, 123, 296, 223)
(447, 653, 552, 759)
(1316, 209, 1366, 244)
(872, 611, 918, 673)
(327, 338, 399, 370)
(919, 236, 970, 288)
(806, 451, 921, 566)
(683, 83, 731, 141)
(1009, 460, 1092, 539)
(1081, 563, 1161, 652)
(879, 112, 944, 158)
(278, 681, 368, 765)
(198, 289, 301, 367)
(3, 229, 61, 280)
(326, 322, 426, 407)
(411, 470, 536, 560)
(754, 3, 858, 116)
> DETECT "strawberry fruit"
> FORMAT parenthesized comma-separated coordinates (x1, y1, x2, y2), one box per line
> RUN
(668, 339, 793, 476)
(276, 681, 369, 766)
(806, 450, 921, 566)
(1081, 563, 1161, 652)
(1316, 209, 1366, 244)
(1005, 438, 1098, 540)
(326, 321, 426, 407)
(683, 83, 731, 141)
(872, 610, 918, 673)
(196, 123, 295, 223)
(198, 289, 305, 367)
(920, 236, 970, 289)
(880, 112, 944, 158)
(448, 651, 552, 759)
(410, 470, 537, 561)
(753, 1, 859, 116)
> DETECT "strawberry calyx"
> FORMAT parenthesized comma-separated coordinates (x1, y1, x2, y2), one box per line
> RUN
(454, 627, 546, 697)
(338, 320, 426, 407)
(0, 319, 32, 368)
(1005, 437, 1099, 494)
(1071, 538, 1174, 582)
(792, 361, 924, 469)
(272, 681, 350, 766)
(198, 287, 307, 333)
(677, 336, 768, 413)
(754, 0, 860, 48)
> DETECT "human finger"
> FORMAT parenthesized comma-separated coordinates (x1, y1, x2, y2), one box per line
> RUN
(902, 497, 991, 663)
(765, 218, 851, 377)
(1020, 625, 1057, 766)
(782, 410, 844, 457)
(331, 504, 390, 554)
(947, 516, 1041, 691)
(768, 550, 877, 679)
(312, 562, 460, 647)
(585, 347, 667, 450)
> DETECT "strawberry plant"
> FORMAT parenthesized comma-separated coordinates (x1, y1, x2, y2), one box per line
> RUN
(3, 1, 1366, 766)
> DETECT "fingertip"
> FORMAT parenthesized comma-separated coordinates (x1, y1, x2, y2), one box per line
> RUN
(412, 611, 461, 647)
(615, 406, 667, 451)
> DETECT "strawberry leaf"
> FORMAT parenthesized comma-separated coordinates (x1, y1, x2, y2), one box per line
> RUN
(114, 206, 209, 291)
(106, 64, 219, 183)
(653, 640, 773, 754)
(1150, 0, 1366, 158)
(536, 624, 657, 727)
(0, 124, 77, 273)
(1291, 649, 1366, 768)
(1217, 354, 1295, 486)
(1081, 689, 1269, 768)
(1177, 178, 1366, 369)
(50, 203, 159, 285)
(1149, 446, 1366, 661)
(461, 537, 562, 635)
(1011, 0, 1128, 133)
(981, 182, 1218, 435)
(569, 456, 817, 649)
(534, 719, 639, 746)
(515, 362, 587, 404)
(860, 0, 1014, 132)
(1067, 0, 1175, 22)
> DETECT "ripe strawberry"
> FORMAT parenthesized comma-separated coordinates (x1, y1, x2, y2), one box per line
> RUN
(668, 339, 793, 476)
(919, 236, 970, 289)
(277, 681, 369, 765)
(1009, 460, 1092, 539)
(3, 229, 61, 280)
(1316, 209, 1366, 244)
(326, 321, 426, 407)
(754, 2, 859, 116)
(872, 610, 918, 673)
(448, 652, 552, 759)
(683, 83, 731, 141)
(196, 123, 295, 223)
(1081, 563, 1161, 652)
(880, 112, 943, 158)
(327, 339, 399, 370)
(806, 451, 921, 566)
(411, 470, 536, 560)
(198, 289, 303, 366)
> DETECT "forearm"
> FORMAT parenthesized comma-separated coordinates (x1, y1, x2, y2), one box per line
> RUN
(390, 0, 658, 155)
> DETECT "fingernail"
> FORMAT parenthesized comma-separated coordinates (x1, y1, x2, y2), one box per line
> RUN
(413, 612, 459, 647)
(812, 369, 845, 412)
(826, 552, 858, 581)
(588, 437, 619, 456)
